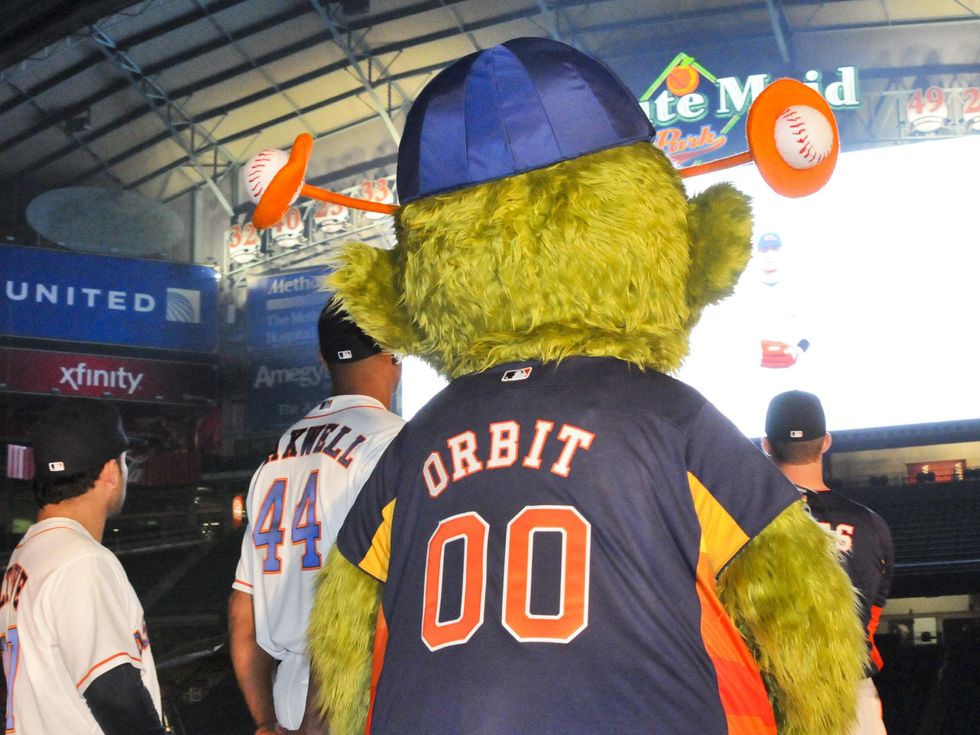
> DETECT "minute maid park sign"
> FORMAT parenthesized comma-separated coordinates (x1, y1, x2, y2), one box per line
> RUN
(640, 52, 860, 166)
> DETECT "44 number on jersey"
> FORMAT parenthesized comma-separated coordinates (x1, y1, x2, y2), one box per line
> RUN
(253, 472, 323, 573)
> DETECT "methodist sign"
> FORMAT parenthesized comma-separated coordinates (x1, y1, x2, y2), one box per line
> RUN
(640, 52, 861, 167)
(246, 266, 332, 351)
(0, 245, 219, 352)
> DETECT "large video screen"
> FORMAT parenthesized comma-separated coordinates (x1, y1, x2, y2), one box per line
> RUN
(401, 137, 980, 437)
(679, 136, 979, 437)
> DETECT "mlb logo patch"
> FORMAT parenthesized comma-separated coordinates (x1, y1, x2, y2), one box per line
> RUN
(337, 350, 353, 360)
(790, 430, 803, 438)
(502, 367, 532, 382)
(48, 461, 65, 472)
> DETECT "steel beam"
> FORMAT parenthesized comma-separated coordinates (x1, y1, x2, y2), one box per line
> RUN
(308, 0, 407, 145)
(89, 22, 237, 214)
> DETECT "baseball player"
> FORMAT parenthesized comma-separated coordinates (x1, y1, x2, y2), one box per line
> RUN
(1, 398, 164, 734)
(333, 357, 803, 733)
(754, 232, 811, 369)
(764, 390, 894, 735)
(229, 300, 404, 735)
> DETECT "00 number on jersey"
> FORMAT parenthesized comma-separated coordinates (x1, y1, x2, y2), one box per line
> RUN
(421, 504, 591, 651)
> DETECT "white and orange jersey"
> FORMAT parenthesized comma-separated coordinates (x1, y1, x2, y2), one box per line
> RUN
(233, 394, 403, 725)
(1, 517, 161, 734)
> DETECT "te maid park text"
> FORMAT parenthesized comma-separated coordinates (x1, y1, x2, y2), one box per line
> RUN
(643, 66, 859, 158)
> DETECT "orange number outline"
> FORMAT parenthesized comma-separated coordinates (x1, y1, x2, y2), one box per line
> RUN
(420, 505, 591, 651)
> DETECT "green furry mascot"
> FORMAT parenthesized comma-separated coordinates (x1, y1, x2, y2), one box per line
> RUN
(307, 37, 866, 735)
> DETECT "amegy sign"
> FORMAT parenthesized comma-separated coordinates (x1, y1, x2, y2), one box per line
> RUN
(638, 52, 860, 166)
(0, 348, 216, 404)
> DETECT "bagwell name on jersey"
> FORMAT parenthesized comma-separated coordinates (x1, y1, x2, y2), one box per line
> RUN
(422, 419, 595, 497)
(264, 421, 368, 467)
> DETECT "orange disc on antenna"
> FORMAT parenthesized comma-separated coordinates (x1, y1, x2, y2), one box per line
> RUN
(746, 78, 839, 198)
(253, 133, 313, 230)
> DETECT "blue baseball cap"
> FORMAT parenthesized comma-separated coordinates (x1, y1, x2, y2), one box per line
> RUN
(397, 37, 655, 203)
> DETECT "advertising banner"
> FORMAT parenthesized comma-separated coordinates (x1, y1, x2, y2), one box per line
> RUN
(0, 245, 219, 352)
(245, 347, 332, 433)
(641, 53, 860, 168)
(246, 266, 332, 351)
(0, 347, 216, 404)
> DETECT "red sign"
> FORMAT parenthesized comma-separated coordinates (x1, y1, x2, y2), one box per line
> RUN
(0, 348, 216, 404)
(906, 459, 966, 484)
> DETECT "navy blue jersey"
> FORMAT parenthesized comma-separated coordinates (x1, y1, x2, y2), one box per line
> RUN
(337, 357, 799, 734)
(800, 487, 893, 674)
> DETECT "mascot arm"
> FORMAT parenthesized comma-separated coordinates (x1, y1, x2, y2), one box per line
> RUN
(329, 242, 419, 355)
(685, 183, 753, 324)
(717, 502, 868, 735)
(308, 546, 382, 735)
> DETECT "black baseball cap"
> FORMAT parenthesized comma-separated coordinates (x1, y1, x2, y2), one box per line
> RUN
(30, 398, 130, 478)
(318, 298, 383, 365)
(765, 390, 826, 442)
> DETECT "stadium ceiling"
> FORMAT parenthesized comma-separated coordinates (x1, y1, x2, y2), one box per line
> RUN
(0, 0, 977, 221)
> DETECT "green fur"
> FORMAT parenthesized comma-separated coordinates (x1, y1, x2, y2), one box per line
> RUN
(332, 143, 750, 379)
(322, 137, 862, 734)
(685, 183, 753, 328)
(307, 546, 381, 735)
(330, 243, 421, 356)
(718, 503, 868, 735)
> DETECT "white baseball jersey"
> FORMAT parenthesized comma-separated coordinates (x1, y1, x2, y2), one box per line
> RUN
(1, 517, 162, 734)
(233, 394, 404, 728)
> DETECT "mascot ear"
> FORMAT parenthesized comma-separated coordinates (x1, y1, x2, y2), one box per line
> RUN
(685, 183, 753, 325)
(330, 242, 420, 354)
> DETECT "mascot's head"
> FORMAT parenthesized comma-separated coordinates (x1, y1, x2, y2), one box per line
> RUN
(332, 37, 752, 378)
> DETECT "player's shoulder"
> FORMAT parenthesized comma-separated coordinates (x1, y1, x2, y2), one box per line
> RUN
(829, 489, 876, 514)
(15, 522, 122, 589)
(829, 490, 891, 526)
(306, 395, 403, 428)
(15, 518, 102, 559)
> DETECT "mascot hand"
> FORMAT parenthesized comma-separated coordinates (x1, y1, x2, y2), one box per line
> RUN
(718, 502, 867, 735)
(307, 546, 382, 735)
(685, 183, 753, 325)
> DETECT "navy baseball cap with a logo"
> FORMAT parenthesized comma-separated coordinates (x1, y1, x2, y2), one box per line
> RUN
(30, 398, 130, 478)
(396, 37, 655, 203)
(765, 390, 826, 442)
(318, 298, 384, 365)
